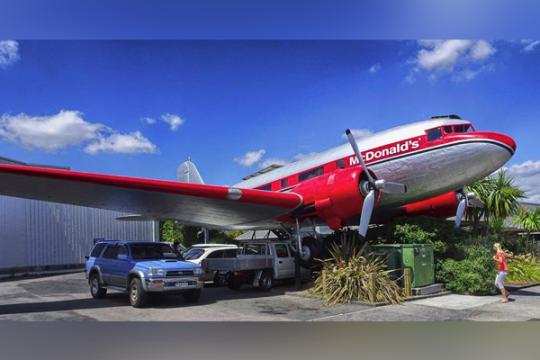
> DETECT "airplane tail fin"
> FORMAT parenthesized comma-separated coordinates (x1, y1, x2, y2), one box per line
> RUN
(176, 158, 204, 184)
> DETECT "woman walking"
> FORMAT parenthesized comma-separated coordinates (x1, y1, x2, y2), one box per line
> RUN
(493, 243, 509, 303)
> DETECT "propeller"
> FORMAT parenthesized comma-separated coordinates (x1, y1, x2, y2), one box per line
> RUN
(454, 191, 483, 227)
(345, 129, 407, 238)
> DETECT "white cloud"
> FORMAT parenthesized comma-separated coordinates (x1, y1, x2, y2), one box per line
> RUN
(160, 113, 184, 131)
(141, 116, 157, 125)
(84, 131, 157, 155)
(235, 149, 266, 167)
(407, 40, 496, 83)
(0, 110, 157, 155)
(505, 160, 540, 203)
(368, 63, 381, 73)
(521, 40, 540, 52)
(341, 128, 374, 141)
(0, 40, 19, 69)
(142, 113, 185, 131)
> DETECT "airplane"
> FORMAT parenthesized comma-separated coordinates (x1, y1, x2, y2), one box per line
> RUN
(0, 114, 516, 262)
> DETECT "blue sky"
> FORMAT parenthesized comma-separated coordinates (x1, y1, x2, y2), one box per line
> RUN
(0, 40, 539, 200)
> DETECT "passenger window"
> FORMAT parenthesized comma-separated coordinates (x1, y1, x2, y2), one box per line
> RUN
(299, 166, 324, 182)
(223, 249, 238, 258)
(118, 245, 127, 256)
(427, 128, 442, 141)
(443, 126, 453, 134)
(274, 244, 289, 258)
(207, 250, 224, 259)
(102, 245, 119, 259)
(336, 159, 346, 169)
(90, 243, 106, 257)
(256, 184, 272, 191)
(243, 244, 266, 255)
(281, 178, 288, 188)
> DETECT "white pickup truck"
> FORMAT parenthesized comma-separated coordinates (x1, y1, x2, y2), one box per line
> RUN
(201, 240, 306, 291)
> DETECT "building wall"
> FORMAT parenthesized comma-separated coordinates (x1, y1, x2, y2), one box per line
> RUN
(0, 196, 157, 270)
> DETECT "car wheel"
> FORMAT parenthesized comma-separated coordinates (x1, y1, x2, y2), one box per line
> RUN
(213, 272, 227, 287)
(227, 274, 242, 290)
(129, 277, 148, 308)
(89, 273, 107, 299)
(184, 289, 201, 303)
(258, 271, 273, 291)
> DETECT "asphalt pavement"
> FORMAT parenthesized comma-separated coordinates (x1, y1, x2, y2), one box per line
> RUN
(0, 272, 539, 321)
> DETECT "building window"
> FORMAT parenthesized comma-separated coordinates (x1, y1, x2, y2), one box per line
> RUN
(299, 166, 324, 182)
(281, 178, 288, 188)
(336, 159, 346, 169)
(427, 128, 442, 141)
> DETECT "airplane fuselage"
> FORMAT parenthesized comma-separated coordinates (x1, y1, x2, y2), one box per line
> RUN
(235, 117, 516, 214)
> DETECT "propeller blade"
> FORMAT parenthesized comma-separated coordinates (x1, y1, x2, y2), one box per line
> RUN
(455, 198, 467, 227)
(375, 180, 407, 194)
(345, 129, 375, 184)
(358, 189, 376, 238)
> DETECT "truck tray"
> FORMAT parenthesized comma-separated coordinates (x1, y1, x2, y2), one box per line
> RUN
(202, 255, 273, 272)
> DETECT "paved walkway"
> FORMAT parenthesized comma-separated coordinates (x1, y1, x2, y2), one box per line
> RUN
(1, 272, 539, 321)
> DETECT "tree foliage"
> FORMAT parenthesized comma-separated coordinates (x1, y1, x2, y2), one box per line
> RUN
(466, 170, 524, 234)
(160, 220, 184, 243)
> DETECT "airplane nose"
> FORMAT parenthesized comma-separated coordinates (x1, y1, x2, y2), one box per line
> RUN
(483, 132, 517, 154)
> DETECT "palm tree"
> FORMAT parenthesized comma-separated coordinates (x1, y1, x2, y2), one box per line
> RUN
(466, 169, 524, 234)
(514, 207, 540, 234)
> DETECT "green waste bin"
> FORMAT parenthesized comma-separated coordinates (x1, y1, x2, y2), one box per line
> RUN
(371, 244, 434, 288)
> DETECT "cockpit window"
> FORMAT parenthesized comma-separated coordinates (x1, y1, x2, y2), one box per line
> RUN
(454, 124, 472, 133)
(427, 128, 442, 141)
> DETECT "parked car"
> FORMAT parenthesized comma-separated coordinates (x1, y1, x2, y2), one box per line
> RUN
(202, 240, 310, 291)
(85, 241, 204, 307)
(183, 244, 239, 285)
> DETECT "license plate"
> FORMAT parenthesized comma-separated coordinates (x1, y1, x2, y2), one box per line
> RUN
(175, 282, 189, 288)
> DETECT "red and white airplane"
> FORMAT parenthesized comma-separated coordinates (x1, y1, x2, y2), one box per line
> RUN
(0, 115, 515, 247)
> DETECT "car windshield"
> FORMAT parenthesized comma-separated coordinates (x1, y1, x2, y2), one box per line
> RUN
(183, 248, 205, 260)
(130, 243, 180, 260)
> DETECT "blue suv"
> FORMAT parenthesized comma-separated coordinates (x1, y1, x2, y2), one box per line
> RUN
(85, 241, 204, 307)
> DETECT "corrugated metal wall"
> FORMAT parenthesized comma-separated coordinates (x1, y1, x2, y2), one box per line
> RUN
(0, 196, 157, 269)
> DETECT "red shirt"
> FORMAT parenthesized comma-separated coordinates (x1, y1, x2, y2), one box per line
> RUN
(495, 251, 508, 272)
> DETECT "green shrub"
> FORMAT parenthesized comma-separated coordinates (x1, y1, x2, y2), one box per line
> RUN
(309, 238, 404, 305)
(507, 253, 540, 284)
(436, 245, 497, 295)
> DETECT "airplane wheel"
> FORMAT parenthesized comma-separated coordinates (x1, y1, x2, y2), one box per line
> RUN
(299, 237, 319, 267)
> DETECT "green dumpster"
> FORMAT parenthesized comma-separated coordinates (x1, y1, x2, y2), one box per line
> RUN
(371, 244, 434, 288)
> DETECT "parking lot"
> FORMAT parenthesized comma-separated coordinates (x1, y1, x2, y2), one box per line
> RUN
(1, 272, 540, 321)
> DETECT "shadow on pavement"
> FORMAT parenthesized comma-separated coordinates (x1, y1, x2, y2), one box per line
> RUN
(0, 284, 300, 314)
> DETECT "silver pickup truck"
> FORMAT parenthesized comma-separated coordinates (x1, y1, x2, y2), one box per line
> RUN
(201, 240, 303, 291)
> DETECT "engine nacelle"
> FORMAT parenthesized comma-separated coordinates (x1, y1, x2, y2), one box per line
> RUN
(401, 191, 459, 219)
(292, 167, 377, 230)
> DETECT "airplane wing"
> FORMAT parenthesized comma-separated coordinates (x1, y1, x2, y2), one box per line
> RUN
(0, 164, 303, 230)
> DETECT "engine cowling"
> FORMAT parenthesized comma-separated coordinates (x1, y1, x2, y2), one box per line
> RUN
(401, 191, 460, 219)
(291, 167, 378, 230)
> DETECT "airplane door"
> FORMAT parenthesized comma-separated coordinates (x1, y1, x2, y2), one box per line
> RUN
(273, 243, 294, 279)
